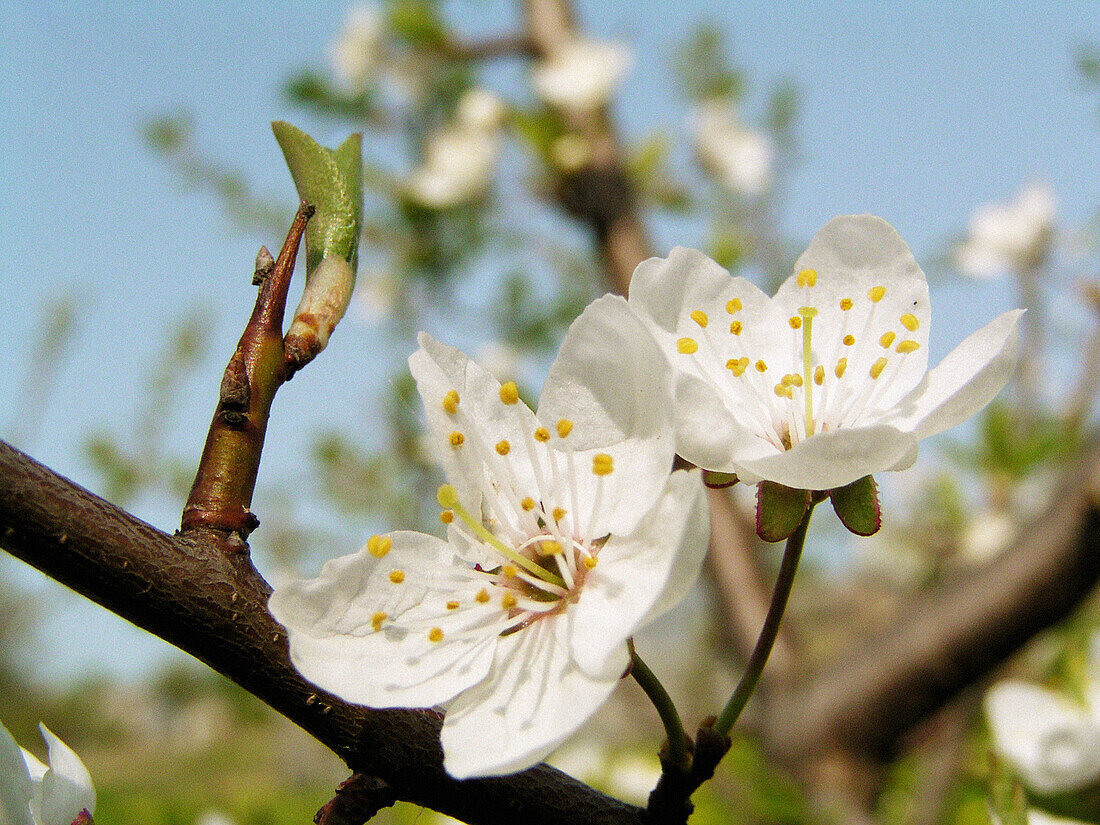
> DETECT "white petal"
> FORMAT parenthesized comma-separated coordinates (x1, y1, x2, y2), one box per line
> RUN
(0, 723, 34, 825)
(269, 531, 504, 709)
(889, 310, 1023, 440)
(985, 681, 1100, 795)
(569, 470, 709, 677)
(731, 423, 918, 491)
(538, 295, 675, 535)
(440, 619, 625, 778)
(33, 726, 94, 825)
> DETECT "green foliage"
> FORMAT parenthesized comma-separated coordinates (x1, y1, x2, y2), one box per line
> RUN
(947, 400, 1079, 480)
(388, 0, 447, 50)
(285, 69, 380, 123)
(676, 26, 745, 103)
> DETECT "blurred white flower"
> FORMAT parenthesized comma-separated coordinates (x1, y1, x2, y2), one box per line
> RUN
(1, 721, 95, 825)
(692, 101, 774, 196)
(958, 509, 1017, 564)
(407, 89, 506, 209)
(532, 38, 631, 113)
(956, 182, 1057, 278)
(604, 751, 661, 805)
(473, 340, 522, 384)
(352, 268, 398, 323)
(329, 4, 385, 94)
(195, 811, 237, 825)
(985, 634, 1100, 794)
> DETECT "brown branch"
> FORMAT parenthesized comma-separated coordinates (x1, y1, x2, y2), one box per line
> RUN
(0, 440, 648, 825)
(439, 33, 536, 61)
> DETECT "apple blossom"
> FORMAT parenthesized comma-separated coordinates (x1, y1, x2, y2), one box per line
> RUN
(0, 722, 95, 825)
(626, 214, 1022, 492)
(956, 182, 1056, 279)
(531, 37, 631, 113)
(269, 296, 709, 778)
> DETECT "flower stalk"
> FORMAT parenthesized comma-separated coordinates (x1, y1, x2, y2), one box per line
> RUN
(628, 642, 689, 771)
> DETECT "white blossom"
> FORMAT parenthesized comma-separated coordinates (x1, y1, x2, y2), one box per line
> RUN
(532, 38, 631, 113)
(692, 101, 774, 196)
(270, 296, 709, 778)
(0, 722, 94, 825)
(956, 182, 1056, 278)
(626, 215, 1022, 491)
(329, 4, 384, 94)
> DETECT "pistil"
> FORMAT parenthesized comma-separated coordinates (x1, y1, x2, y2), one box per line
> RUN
(798, 306, 818, 436)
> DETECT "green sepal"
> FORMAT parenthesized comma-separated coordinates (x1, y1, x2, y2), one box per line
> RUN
(702, 470, 739, 489)
(271, 122, 363, 275)
(830, 475, 881, 537)
(755, 481, 811, 543)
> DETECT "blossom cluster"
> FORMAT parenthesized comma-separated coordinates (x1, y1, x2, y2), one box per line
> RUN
(270, 215, 1020, 779)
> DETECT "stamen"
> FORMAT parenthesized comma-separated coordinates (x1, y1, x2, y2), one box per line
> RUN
(556, 419, 574, 438)
(814, 365, 825, 385)
(367, 534, 392, 558)
(371, 611, 386, 631)
(449, 431, 465, 448)
(495, 440, 510, 455)
(879, 331, 896, 348)
(428, 627, 444, 642)
(798, 306, 818, 437)
(900, 313, 919, 331)
(537, 539, 563, 556)
(446, 600, 460, 610)
(755, 360, 768, 373)
(774, 383, 793, 398)
(475, 589, 490, 603)
(729, 321, 743, 335)
(896, 339, 920, 354)
(552, 506, 567, 521)
(592, 454, 614, 476)
(691, 310, 709, 328)
(502, 565, 518, 578)
(584, 556, 598, 569)
(788, 316, 802, 330)
(389, 569, 405, 584)
(843, 334, 855, 346)
(499, 381, 520, 404)
(442, 390, 460, 414)
(797, 268, 817, 287)
(726, 297, 743, 313)
(870, 357, 888, 379)
(835, 357, 848, 378)
(501, 593, 518, 609)
(677, 337, 699, 354)
(521, 497, 536, 511)
(840, 298, 853, 311)
(440, 510, 454, 524)
(868, 286, 886, 303)
(727, 357, 748, 376)
(534, 426, 550, 443)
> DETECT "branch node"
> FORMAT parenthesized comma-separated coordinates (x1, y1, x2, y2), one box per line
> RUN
(314, 773, 397, 825)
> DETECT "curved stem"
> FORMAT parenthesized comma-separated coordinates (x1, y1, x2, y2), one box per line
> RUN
(715, 504, 815, 735)
(629, 642, 689, 770)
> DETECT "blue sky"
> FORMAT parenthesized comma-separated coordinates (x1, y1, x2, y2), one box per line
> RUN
(2, 1, 1097, 682)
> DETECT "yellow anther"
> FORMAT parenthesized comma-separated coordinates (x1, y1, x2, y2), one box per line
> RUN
(879, 331, 896, 348)
(556, 419, 574, 438)
(584, 555, 598, 569)
(592, 453, 614, 476)
(449, 431, 465, 447)
(835, 357, 848, 378)
(534, 427, 551, 443)
(552, 506, 567, 521)
(446, 600, 460, 610)
(442, 390, 460, 414)
(729, 321, 743, 335)
(371, 611, 387, 632)
(437, 484, 459, 508)
(727, 358, 747, 377)
(896, 339, 920, 354)
(840, 298, 853, 311)
(690, 310, 709, 328)
(389, 569, 405, 584)
(814, 365, 825, 386)
(499, 381, 520, 405)
(755, 360, 768, 373)
(774, 383, 793, 399)
(677, 337, 699, 354)
(367, 534, 392, 558)
(788, 373, 804, 387)
(502, 565, 518, 578)
(428, 627, 444, 643)
(538, 539, 563, 556)
(870, 357, 888, 379)
(521, 497, 536, 511)
(440, 510, 454, 524)
(789, 316, 803, 330)
(797, 268, 818, 287)
(726, 297, 743, 313)
(868, 285, 886, 303)
(501, 592, 518, 609)
(475, 588, 490, 603)
(900, 313, 920, 331)
(843, 334, 855, 346)
(495, 440, 511, 455)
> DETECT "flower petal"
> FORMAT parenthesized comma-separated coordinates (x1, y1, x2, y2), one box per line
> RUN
(889, 310, 1023, 440)
(538, 295, 675, 535)
(0, 722, 34, 825)
(569, 470, 709, 678)
(269, 531, 505, 709)
(440, 618, 625, 778)
(33, 726, 95, 825)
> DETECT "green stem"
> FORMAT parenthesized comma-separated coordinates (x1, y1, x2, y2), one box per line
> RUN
(630, 642, 689, 770)
(715, 504, 815, 735)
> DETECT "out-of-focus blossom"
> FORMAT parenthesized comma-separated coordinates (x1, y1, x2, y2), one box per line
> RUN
(407, 89, 506, 209)
(958, 509, 1017, 564)
(985, 634, 1100, 794)
(956, 182, 1057, 278)
(532, 38, 631, 113)
(329, 4, 385, 94)
(473, 340, 523, 383)
(692, 101, 774, 196)
(195, 811, 238, 825)
(0, 722, 95, 825)
(352, 267, 398, 323)
(604, 751, 662, 805)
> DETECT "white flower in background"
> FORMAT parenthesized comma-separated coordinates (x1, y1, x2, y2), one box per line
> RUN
(0, 722, 95, 825)
(195, 811, 238, 825)
(329, 4, 384, 94)
(532, 37, 632, 113)
(627, 215, 1022, 491)
(692, 101, 774, 196)
(270, 297, 709, 778)
(958, 508, 1017, 564)
(352, 267, 398, 323)
(407, 88, 506, 209)
(956, 182, 1057, 278)
(473, 340, 522, 383)
(604, 751, 662, 805)
(985, 635, 1100, 795)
